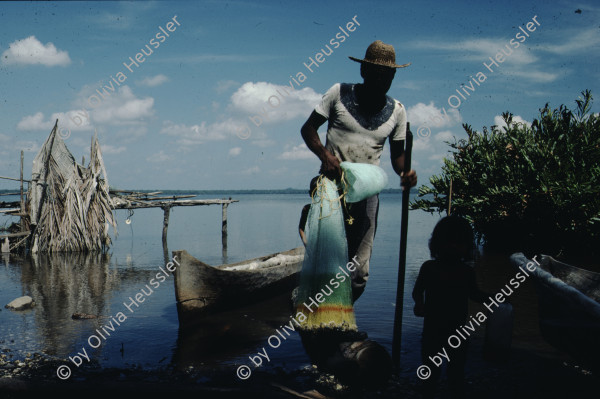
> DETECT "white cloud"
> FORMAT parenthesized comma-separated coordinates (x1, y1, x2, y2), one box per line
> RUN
(100, 144, 126, 155)
(241, 165, 261, 175)
(395, 81, 420, 91)
(16, 112, 51, 131)
(504, 70, 561, 83)
(269, 166, 289, 176)
(215, 80, 239, 93)
(428, 153, 447, 161)
(137, 74, 169, 87)
(230, 82, 322, 125)
(146, 150, 171, 163)
(412, 37, 538, 65)
(159, 81, 320, 151)
(252, 139, 277, 148)
(278, 143, 314, 160)
(17, 110, 93, 132)
(113, 126, 148, 141)
(411, 33, 587, 85)
(17, 86, 154, 135)
(88, 86, 154, 125)
(412, 136, 432, 151)
(407, 102, 461, 128)
(229, 147, 242, 157)
(435, 130, 456, 142)
(1, 36, 71, 66)
(0, 132, 40, 154)
(493, 114, 531, 129)
(540, 28, 600, 55)
(160, 118, 245, 146)
(158, 54, 278, 64)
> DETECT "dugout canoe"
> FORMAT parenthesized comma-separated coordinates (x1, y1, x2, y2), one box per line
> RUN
(173, 247, 304, 324)
(510, 253, 600, 371)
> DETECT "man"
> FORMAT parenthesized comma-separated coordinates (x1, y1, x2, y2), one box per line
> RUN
(300, 40, 417, 302)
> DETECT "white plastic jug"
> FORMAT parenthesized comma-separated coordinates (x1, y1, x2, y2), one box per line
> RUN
(340, 162, 388, 203)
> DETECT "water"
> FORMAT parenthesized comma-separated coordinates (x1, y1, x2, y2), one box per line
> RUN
(0, 193, 558, 378)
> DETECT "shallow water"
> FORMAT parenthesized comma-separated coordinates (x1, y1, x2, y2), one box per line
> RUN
(0, 192, 562, 379)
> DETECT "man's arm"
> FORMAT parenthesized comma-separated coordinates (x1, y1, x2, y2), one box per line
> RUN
(301, 111, 341, 179)
(390, 138, 417, 188)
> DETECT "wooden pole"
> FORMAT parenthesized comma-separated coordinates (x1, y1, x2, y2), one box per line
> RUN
(447, 178, 453, 215)
(392, 123, 413, 366)
(162, 205, 171, 247)
(20, 151, 24, 232)
(222, 201, 228, 252)
(0, 175, 31, 183)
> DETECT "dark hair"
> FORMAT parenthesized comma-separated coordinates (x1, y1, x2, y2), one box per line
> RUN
(429, 216, 474, 261)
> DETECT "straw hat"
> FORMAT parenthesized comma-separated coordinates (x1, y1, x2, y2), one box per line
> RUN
(349, 40, 410, 68)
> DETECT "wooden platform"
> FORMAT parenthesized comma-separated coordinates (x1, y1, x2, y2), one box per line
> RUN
(111, 197, 238, 250)
(1, 193, 238, 253)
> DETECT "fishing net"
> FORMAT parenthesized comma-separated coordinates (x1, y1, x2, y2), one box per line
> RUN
(295, 165, 388, 331)
(295, 175, 357, 331)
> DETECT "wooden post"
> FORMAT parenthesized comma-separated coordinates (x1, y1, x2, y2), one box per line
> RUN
(447, 178, 453, 215)
(162, 205, 171, 247)
(392, 124, 413, 366)
(222, 202, 228, 252)
(20, 151, 24, 232)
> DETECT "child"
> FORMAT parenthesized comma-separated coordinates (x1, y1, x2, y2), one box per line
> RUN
(298, 176, 319, 246)
(412, 216, 488, 398)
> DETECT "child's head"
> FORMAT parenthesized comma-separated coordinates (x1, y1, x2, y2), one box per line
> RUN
(429, 216, 474, 261)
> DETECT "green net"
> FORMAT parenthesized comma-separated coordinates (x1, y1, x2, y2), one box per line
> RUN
(295, 175, 357, 331)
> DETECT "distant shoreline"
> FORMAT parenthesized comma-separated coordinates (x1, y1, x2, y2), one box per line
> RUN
(1, 188, 415, 195)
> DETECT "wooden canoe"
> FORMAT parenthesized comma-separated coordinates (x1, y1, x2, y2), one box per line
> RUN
(511, 253, 600, 371)
(173, 247, 304, 325)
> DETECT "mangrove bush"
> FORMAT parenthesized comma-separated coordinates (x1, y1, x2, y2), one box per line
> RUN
(411, 90, 600, 262)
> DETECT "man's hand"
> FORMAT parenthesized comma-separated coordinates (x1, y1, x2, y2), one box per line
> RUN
(390, 139, 417, 187)
(320, 150, 342, 180)
(401, 169, 417, 188)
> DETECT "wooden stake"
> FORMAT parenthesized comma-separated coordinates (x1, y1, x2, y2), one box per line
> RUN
(162, 205, 171, 247)
(0, 175, 31, 183)
(222, 202, 228, 252)
(392, 123, 413, 366)
(20, 151, 24, 232)
(447, 178, 453, 215)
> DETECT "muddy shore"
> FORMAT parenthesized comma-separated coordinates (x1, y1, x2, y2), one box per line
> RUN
(0, 344, 596, 399)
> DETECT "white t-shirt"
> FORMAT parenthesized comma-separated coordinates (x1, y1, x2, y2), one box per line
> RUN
(314, 83, 407, 165)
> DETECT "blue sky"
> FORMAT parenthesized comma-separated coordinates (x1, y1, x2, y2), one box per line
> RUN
(0, 0, 598, 190)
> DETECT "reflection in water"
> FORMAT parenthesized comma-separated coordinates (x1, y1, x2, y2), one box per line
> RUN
(174, 292, 296, 369)
(20, 252, 118, 356)
(5, 252, 162, 361)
